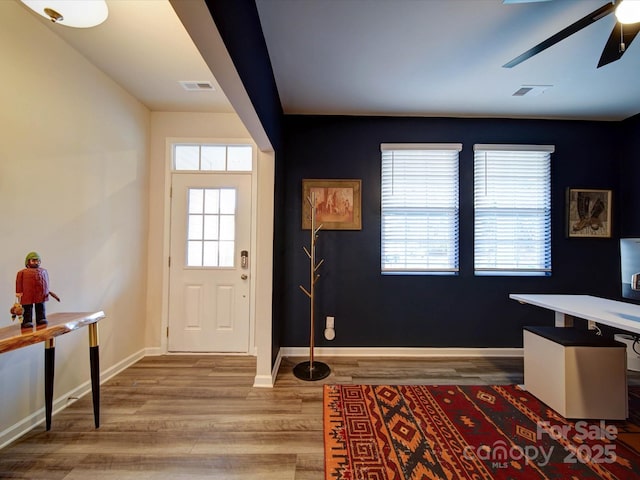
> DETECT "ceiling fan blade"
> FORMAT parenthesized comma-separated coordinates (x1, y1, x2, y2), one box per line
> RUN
(503, 2, 615, 68)
(598, 21, 640, 67)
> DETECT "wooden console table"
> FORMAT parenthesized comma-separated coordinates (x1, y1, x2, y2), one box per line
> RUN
(0, 311, 105, 430)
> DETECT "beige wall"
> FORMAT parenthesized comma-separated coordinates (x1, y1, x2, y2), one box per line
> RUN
(0, 2, 150, 444)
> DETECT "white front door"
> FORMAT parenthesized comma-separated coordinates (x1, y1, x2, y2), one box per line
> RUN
(168, 172, 251, 352)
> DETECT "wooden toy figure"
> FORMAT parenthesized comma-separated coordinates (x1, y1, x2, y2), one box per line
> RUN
(15, 252, 60, 329)
(10, 296, 24, 322)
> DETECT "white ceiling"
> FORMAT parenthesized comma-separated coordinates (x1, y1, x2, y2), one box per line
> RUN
(17, 0, 640, 122)
(256, 0, 640, 121)
(16, 0, 234, 114)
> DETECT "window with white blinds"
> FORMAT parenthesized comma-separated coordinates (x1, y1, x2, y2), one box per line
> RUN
(381, 143, 461, 274)
(474, 144, 553, 276)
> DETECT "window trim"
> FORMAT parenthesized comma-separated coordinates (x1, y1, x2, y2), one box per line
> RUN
(473, 144, 553, 277)
(381, 143, 462, 275)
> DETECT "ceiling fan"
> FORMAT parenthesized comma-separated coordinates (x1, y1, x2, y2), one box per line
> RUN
(503, 0, 640, 68)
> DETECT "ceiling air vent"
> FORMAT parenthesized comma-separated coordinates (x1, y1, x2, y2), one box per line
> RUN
(179, 81, 215, 91)
(513, 85, 552, 97)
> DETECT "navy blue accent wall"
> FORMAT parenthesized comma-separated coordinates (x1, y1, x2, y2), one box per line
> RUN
(281, 115, 625, 347)
(618, 114, 640, 306)
(201, 1, 637, 352)
(621, 113, 640, 236)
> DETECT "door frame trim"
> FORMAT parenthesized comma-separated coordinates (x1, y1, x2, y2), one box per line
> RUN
(160, 138, 260, 356)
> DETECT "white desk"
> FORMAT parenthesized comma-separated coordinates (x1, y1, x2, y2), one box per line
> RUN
(509, 294, 640, 334)
(511, 294, 635, 419)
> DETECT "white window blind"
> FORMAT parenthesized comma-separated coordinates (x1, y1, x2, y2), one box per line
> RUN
(474, 144, 553, 276)
(381, 143, 461, 274)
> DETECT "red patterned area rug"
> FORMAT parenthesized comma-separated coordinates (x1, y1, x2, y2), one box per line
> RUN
(324, 384, 640, 479)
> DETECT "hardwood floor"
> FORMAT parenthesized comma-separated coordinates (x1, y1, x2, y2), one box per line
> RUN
(0, 354, 638, 479)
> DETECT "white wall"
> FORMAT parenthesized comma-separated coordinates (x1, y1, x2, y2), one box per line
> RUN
(0, 2, 150, 444)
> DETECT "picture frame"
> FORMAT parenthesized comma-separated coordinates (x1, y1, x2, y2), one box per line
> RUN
(302, 179, 362, 230)
(566, 188, 612, 238)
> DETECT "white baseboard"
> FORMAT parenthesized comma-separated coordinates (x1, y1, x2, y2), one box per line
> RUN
(265, 346, 522, 386)
(144, 346, 165, 356)
(280, 346, 524, 357)
(252, 349, 283, 388)
(252, 374, 274, 387)
(0, 348, 146, 450)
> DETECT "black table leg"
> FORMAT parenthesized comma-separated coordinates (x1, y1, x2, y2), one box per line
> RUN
(44, 339, 55, 431)
(89, 324, 100, 428)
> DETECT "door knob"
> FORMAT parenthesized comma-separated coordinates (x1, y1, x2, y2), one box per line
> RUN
(241, 274, 248, 280)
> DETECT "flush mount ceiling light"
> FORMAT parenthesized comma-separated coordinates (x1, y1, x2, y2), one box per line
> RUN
(616, 0, 640, 25)
(20, 0, 108, 28)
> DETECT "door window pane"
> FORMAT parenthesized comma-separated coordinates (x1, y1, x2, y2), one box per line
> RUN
(188, 214, 203, 239)
(203, 215, 219, 240)
(220, 189, 236, 214)
(186, 188, 236, 267)
(187, 240, 203, 266)
(202, 241, 219, 267)
(219, 241, 234, 267)
(204, 188, 220, 214)
(189, 189, 204, 214)
(219, 216, 235, 241)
